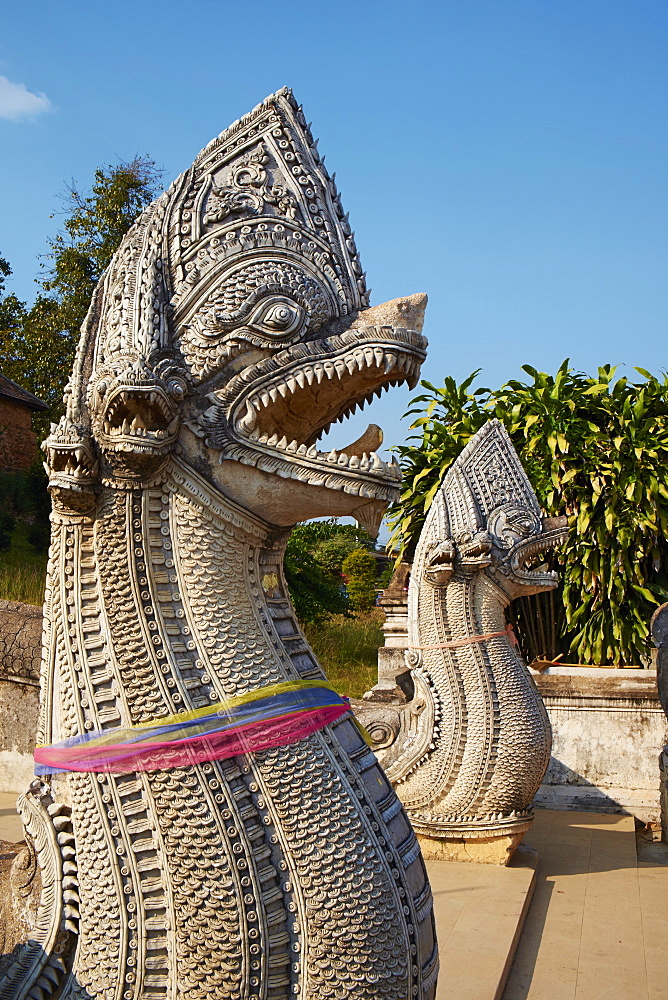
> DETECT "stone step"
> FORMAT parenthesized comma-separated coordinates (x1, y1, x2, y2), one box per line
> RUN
(426, 846, 538, 1000)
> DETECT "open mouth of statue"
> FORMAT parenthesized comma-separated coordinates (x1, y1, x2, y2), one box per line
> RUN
(100, 388, 179, 453)
(509, 517, 568, 585)
(48, 446, 97, 481)
(212, 324, 428, 502)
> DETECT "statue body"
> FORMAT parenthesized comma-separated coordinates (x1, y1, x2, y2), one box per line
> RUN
(376, 421, 567, 863)
(0, 90, 437, 1000)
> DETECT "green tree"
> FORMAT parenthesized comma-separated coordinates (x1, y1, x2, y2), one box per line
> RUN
(342, 548, 378, 612)
(388, 362, 668, 666)
(284, 532, 349, 625)
(0, 256, 27, 347)
(283, 520, 376, 623)
(0, 158, 161, 430)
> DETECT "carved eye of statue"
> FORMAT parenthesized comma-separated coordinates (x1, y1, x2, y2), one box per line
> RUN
(167, 379, 186, 400)
(247, 297, 305, 339)
(489, 505, 540, 548)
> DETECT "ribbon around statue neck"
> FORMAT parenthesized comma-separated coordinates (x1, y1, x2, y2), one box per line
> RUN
(34, 680, 362, 776)
(409, 622, 518, 651)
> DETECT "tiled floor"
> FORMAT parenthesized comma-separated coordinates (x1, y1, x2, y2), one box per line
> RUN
(503, 809, 668, 1000)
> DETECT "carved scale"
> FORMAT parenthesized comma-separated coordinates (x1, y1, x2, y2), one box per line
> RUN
(0, 90, 438, 999)
(377, 421, 567, 859)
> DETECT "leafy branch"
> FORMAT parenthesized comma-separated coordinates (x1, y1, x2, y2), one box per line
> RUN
(387, 361, 668, 666)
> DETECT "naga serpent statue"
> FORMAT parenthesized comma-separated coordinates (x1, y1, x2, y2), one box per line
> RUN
(370, 420, 567, 863)
(0, 89, 438, 999)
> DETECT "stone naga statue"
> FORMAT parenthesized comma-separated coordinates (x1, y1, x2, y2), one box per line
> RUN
(377, 420, 567, 863)
(0, 89, 438, 999)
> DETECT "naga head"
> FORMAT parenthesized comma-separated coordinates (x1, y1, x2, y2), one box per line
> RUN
(420, 420, 567, 600)
(44, 88, 427, 534)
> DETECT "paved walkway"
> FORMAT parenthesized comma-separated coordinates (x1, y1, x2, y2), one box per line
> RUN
(0, 790, 22, 842)
(503, 809, 668, 1000)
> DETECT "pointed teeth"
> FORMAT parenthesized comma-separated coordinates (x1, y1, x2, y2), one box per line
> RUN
(307, 444, 317, 457)
(328, 449, 338, 462)
(371, 451, 384, 470)
(239, 400, 257, 432)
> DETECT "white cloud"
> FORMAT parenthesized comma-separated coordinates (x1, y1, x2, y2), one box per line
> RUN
(0, 75, 51, 121)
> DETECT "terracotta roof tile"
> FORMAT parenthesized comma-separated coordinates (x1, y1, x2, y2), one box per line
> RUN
(0, 373, 48, 411)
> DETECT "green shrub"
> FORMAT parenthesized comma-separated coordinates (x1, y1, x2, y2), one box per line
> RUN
(284, 520, 375, 624)
(342, 548, 378, 612)
(388, 362, 668, 666)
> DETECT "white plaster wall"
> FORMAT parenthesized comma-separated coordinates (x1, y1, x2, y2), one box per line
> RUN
(533, 668, 668, 824)
(0, 749, 35, 794)
(0, 678, 39, 795)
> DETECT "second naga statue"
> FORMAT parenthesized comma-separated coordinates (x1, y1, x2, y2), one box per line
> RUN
(366, 420, 567, 864)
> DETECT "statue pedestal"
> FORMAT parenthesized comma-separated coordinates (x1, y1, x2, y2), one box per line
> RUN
(416, 827, 530, 867)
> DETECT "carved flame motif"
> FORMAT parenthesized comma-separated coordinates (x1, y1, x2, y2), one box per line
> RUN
(2, 89, 439, 999)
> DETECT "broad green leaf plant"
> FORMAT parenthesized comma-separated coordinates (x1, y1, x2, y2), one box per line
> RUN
(387, 362, 668, 666)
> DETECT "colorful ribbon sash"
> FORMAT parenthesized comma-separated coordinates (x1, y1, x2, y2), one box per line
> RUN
(34, 680, 354, 776)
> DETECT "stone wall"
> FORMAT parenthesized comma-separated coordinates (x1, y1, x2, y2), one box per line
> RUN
(0, 398, 38, 471)
(533, 666, 668, 824)
(0, 599, 41, 791)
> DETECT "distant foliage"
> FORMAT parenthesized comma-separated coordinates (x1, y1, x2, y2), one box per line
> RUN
(0, 158, 161, 434)
(284, 520, 375, 624)
(388, 362, 668, 666)
(0, 466, 51, 553)
(342, 548, 378, 612)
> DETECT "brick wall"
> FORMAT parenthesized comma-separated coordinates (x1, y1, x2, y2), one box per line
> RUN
(0, 398, 38, 471)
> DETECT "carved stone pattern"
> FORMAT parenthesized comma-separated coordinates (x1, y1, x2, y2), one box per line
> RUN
(2, 88, 437, 999)
(380, 421, 557, 842)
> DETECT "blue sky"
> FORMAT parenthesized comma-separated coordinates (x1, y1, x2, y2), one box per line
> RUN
(1, 0, 666, 465)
